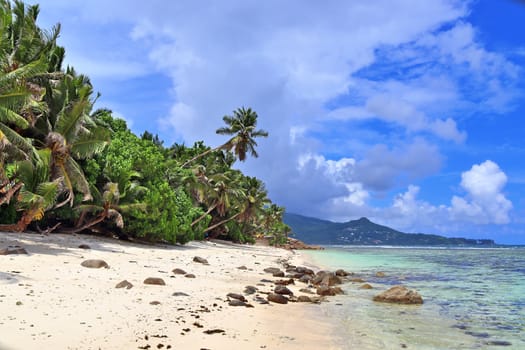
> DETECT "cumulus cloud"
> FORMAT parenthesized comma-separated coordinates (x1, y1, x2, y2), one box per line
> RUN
(450, 160, 512, 224)
(378, 161, 513, 233)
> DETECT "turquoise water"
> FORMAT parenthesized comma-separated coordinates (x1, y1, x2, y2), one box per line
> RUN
(304, 247, 525, 349)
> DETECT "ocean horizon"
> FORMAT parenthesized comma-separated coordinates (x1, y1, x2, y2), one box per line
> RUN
(304, 246, 525, 349)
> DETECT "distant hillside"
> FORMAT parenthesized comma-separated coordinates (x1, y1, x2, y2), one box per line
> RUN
(283, 213, 495, 246)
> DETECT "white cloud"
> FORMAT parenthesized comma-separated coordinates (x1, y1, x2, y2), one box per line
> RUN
(450, 160, 512, 224)
(377, 161, 513, 232)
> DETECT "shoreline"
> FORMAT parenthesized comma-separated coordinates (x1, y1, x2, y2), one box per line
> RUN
(0, 232, 343, 350)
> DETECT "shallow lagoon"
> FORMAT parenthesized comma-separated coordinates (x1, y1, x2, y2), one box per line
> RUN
(305, 247, 525, 349)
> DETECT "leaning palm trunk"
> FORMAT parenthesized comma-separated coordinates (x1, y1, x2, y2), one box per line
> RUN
(203, 211, 243, 236)
(0, 180, 22, 206)
(191, 204, 217, 227)
(64, 204, 122, 234)
(0, 207, 41, 232)
(181, 144, 228, 168)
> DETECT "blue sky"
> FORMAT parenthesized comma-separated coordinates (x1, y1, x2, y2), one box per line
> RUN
(33, 0, 525, 244)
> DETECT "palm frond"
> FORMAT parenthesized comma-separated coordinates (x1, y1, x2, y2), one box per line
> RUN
(0, 122, 34, 156)
(35, 180, 58, 209)
(0, 105, 29, 128)
(70, 126, 109, 159)
(65, 157, 91, 201)
(0, 58, 47, 88)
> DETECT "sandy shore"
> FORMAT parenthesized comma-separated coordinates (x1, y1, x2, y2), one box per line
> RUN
(0, 232, 341, 350)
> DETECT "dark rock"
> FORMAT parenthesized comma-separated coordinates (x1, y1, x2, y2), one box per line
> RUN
(298, 275, 312, 284)
(144, 277, 166, 286)
(311, 271, 331, 285)
(274, 278, 295, 285)
(78, 244, 91, 249)
(274, 285, 293, 295)
(81, 259, 109, 268)
(226, 293, 247, 302)
(272, 271, 285, 277)
(115, 280, 133, 289)
(359, 283, 373, 289)
(172, 292, 189, 297)
(172, 268, 187, 275)
(243, 286, 258, 295)
(263, 267, 281, 274)
(299, 288, 315, 294)
(193, 256, 209, 265)
(254, 296, 269, 304)
(373, 285, 423, 304)
(350, 278, 366, 283)
(316, 286, 344, 296)
(237, 265, 248, 270)
(260, 279, 273, 283)
(321, 273, 342, 286)
(297, 295, 312, 302)
(267, 293, 288, 304)
(150, 301, 161, 305)
(0, 246, 28, 255)
(286, 272, 304, 279)
(203, 329, 225, 334)
(184, 274, 196, 278)
(485, 340, 512, 346)
(335, 269, 349, 277)
(228, 299, 248, 307)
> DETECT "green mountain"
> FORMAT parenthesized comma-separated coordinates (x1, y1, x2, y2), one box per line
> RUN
(283, 213, 495, 246)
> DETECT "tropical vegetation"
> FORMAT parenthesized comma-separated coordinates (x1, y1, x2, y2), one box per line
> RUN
(0, 0, 290, 245)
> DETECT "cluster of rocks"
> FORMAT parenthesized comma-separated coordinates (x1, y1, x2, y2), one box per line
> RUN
(78, 255, 208, 289)
(226, 259, 424, 307)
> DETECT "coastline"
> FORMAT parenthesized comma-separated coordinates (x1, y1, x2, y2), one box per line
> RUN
(0, 232, 342, 350)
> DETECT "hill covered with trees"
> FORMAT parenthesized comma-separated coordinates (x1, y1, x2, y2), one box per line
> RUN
(0, 0, 290, 245)
(284, 213, 495, 246)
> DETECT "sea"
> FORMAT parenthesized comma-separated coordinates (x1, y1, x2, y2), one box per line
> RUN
(303, 246, 525, 350)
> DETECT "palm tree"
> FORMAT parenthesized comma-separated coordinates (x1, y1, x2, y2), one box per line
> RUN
(188, 168, 242, 228)
(31, 68, 110, 207)
(66, 179, 146, 234)
(203, 176, 269, 238)
(0, 149, 59, 232)
(182, 107, 268, 167)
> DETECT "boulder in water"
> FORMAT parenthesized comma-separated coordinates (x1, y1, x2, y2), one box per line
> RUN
(373, 285, 423, 304)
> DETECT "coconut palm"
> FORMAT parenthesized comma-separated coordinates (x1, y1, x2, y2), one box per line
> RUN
(0, 149, 59, 232)
(182, 107, 268, 167)
(204, 176, 269, 238)
(182, 165, 241, 229)
(31, 68, 110, 207)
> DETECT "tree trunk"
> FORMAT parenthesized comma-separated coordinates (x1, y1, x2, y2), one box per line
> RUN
(0, 207, 39, 232)
(63, 208, 108, 234)
(203, 211, 242, 234)
(191, 204, 217, 227)
(181, 147, 217, 168)
(0, 181, 22, 206)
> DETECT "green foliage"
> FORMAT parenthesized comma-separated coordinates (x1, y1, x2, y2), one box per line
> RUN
(0, 1, 287, 244)
(0, 202, 17, 223)
(125, 183, 201, 244)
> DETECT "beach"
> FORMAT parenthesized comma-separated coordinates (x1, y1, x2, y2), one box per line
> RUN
(0, 232, 340, 350)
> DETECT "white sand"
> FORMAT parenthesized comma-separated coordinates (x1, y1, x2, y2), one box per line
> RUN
(0, 232, 341, 350)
